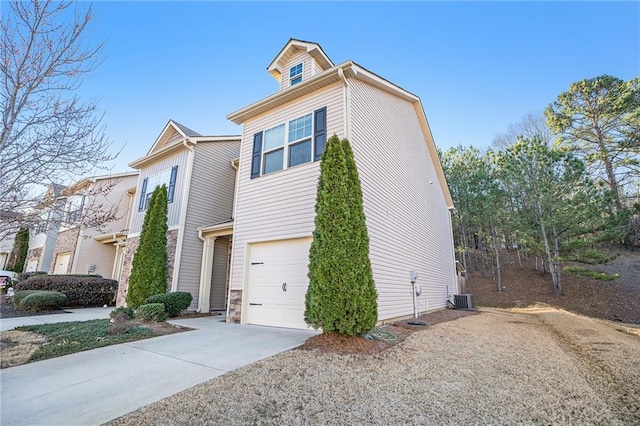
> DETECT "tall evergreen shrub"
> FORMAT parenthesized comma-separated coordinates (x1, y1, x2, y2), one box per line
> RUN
(304, 135, 377, 335)
(6, 227, 29, 272)
(126, 185, 169, 308)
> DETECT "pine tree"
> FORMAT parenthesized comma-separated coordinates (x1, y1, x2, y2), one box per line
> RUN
(305, 135, 377, 335)
(126, 185, 168, 308)
(6, 227, 29, 272)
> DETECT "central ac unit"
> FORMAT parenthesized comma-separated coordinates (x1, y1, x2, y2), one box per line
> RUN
(453, 294, 475, 310)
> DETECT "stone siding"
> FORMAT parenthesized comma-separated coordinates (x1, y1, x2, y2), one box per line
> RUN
(227, 289, 243, 323)
(49, 228, 80, 274)
(116, 229, 179, 307)
(166, 229, 178, 292)
(26, 247, 42, 263)
(116, 236, 139, 306)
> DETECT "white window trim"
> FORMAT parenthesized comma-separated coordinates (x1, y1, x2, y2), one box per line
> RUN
(289, 62, 303, 85)
(142, 167, 174, 210)
(261, 112, 314, 176)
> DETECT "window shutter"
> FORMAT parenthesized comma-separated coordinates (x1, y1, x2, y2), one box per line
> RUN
(138, 178, 148, 211)
(313, 107, 327, 161)
(168, 165, 178, 203)
(251, 132, 263, 179)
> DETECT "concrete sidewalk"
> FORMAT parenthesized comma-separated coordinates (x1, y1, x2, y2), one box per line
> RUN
(0, 316, 316, 426)
(0, 307, 115, 331)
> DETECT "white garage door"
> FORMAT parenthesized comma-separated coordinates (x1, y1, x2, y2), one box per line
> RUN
(26, 258, 39, 272)
(246, 237, 312, 329)
(53, 253, 71, 274)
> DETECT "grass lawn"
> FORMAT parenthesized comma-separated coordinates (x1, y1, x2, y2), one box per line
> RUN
(16, 319, 177, 363)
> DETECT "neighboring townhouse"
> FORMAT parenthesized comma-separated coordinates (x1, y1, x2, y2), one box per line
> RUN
(47, 172, 139, 278)
(0, 238, 11, 269)
(25, 183, 68, 273)
(116, 120, 241, 310)
(0, 213, 20, 269)
(225, 39, 457, 329)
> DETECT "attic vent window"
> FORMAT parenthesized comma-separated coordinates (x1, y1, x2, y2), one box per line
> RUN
(290, 63, 303, 85)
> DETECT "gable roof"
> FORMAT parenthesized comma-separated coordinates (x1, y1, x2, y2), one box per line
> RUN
(61, 171, 139, 196)
(147, 120, 203, 155)
(267, 38, 334, 81)
(36, 183, 67, 208)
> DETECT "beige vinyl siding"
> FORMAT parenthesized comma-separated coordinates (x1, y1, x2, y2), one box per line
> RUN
(73, 174, 138, 279)
(210, 236, 230, 310)
(229, 83, 343, 296)
(312, 59, 323, 76)
(348, 77, 456, 321)
(175, 140, 240, 309)
(74, 238, 116, 277)
(129, 150, 190, 234)
(280, 50, 314, 91)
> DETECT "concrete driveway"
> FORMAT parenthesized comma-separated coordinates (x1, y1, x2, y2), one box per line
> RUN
(0, 316, 316, 426)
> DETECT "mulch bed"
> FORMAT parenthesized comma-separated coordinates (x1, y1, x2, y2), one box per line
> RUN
(298, 309, 477, 355)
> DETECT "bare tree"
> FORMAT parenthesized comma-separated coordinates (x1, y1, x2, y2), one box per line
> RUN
(0, 0, 115, 237)
(493, 112, 553, 150)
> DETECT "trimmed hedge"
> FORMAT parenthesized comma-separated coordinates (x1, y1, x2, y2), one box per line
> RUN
(19, 291, 67, 311)
(145, 292, 193, 317)
(136, 303, 166, 322)
(13, 290, 43, 306)
(16, 271, 47, 282)
(14, 275, 117, 306)
(110, 306, 135, 320)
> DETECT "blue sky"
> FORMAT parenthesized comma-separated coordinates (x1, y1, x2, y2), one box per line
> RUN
(77, 1, 639, 174)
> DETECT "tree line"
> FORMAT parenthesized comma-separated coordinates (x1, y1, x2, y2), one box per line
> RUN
(441, 75, 639, 295)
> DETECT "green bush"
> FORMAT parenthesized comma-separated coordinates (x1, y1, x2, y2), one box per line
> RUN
(13, 290, 44, 306)
(145, 292, 193, 317)
(19, 291, 67, 311)
(136, 303, 166, 322)
(127, 185, 169, 308)
(14, 275, 117, 306)
(16, 271, 47, 282)
(110, 306, 135, 320)
(564, 266, 619, 281)
(305, 136, 378, 336)
(565, 250, 617, 265)
(6, 227, 29, 273)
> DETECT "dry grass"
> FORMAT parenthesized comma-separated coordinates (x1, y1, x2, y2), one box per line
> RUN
(109, 307, 640, 425)
(0, 331, 48, 368)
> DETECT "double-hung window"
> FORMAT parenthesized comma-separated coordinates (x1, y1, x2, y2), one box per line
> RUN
(251, 107, 326, 178)
(289, 63, 303, 85)
(138, 165, 178, 211)
(287, 114, 312, 167)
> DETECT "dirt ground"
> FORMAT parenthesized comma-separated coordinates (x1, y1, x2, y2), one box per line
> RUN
(110, 306, 640, 425)
(467, 249, 640, 324)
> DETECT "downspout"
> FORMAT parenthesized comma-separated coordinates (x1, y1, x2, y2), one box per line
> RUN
(171, 139, 195, 293)
(338, 67, 350, 140)
(448, 206, 457, 297)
